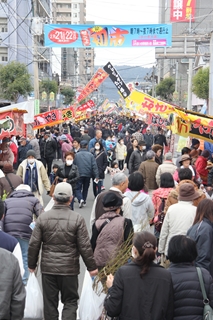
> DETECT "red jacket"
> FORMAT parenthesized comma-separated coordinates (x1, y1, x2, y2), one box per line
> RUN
(9, 142, 18, 164)
(195, 156, 208, 184)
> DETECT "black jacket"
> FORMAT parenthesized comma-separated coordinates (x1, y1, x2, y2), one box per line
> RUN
(154, 134, 167, 147)
(187, 218, 213, 277)
(104, 262, 173, 320)
(168, 263, 213, 320)
(128, 149, 147, 174)
(56, 164, 79, 191)
(91, 150, 108, 179)
(40, 138, 57, 159)
(144, 133, 154, 148)
(18, 143, 32, 164)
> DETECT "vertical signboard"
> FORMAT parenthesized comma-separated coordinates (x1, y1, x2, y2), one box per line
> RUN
(170, 0, 196, 22)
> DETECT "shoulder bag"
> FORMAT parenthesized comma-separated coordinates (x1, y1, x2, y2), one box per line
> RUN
(196, 267, 213, 320)
(49, 177, 58, 197)
(5, 174, 15, 191)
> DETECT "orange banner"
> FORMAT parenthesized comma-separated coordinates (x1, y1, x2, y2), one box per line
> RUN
(77, 68, 109, 102)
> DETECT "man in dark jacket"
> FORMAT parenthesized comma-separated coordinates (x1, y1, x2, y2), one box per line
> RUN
(28, 182, 97, 320)
(80, 129, 91, 144)
(154, 128, 168, 147)
(0, 248, 26, 320)
(4, 184, 43, 285)
(18, 136, 33, 165)
(40, 131, 57, 175)
(74, 140, 99, 208)
(128, 140, 147, 174)
(143, 127, 154, 151)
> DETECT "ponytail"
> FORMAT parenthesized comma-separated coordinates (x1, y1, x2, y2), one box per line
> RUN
(133, 233, 156, 277)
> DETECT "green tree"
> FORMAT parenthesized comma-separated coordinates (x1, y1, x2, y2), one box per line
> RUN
(192, 67, 209, 100)
(40, 79, 58, 95)
(60, 87, 75, 105)
(0, 61, 33, 103)
(155, 77, 175, 102)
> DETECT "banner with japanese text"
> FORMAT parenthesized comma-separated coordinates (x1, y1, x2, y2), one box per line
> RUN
(34, 110, 63, 130)
(62, 106, 76, 121)
(0, 111, 25, 139)
(125, 90, 175, 114)
(170, 0, 196, 22)
(103, 62, 131, 99)
(172, 117, 213, 143)
(44, 24, 172, 48)
(76, 100, 95, 112)
(77, 69, 109, 102)
(147, 113, 171, 128)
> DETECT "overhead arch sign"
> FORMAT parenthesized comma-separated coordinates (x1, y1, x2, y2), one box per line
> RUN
(44, 24, 172, 48)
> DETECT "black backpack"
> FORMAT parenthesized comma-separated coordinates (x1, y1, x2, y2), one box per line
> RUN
(155, 197, 166, 232)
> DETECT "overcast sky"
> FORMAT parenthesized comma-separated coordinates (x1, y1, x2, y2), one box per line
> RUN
(86, 0, 159, 67)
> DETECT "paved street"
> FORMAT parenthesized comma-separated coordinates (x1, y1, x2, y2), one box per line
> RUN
(41, 160, 112, 319)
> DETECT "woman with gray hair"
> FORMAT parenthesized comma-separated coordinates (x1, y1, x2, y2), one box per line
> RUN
(138, 150, 159, 197)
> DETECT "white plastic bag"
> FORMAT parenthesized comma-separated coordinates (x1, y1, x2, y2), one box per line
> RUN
(24, 273, 43, 319)
(79, 271, 106, 320)
(44, 197, 54, 211)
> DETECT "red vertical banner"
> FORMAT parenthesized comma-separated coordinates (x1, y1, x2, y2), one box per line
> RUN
(170, 0, 196, 22)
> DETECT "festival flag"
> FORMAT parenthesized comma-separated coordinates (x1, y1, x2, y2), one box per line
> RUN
(77, 69, 109, 103)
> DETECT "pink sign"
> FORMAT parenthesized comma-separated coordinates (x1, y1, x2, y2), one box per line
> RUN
(132, 39, 167, 46)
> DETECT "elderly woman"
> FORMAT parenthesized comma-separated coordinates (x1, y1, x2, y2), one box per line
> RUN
(168, 235, 213, 320)
(152, 144, 163, 165)
(173, 154, 197, 183)
(104, 231, 174, 319)
(124, 171, 154, 232)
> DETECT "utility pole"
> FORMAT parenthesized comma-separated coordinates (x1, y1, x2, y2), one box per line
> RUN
(209, 32, 213, 115)
(186, 15, 193, 110)
(187, 59, 193, 110)
(31, 0, 40, 112)
(151, 66, 156, 97)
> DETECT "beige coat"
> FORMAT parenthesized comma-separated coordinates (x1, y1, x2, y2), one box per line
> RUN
(155, 161, 177, 186)
(115, 143, 127, 161)
(16, 159, 50, 205)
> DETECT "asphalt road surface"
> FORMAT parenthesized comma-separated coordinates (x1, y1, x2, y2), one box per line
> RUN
(41, 160, 113, 319)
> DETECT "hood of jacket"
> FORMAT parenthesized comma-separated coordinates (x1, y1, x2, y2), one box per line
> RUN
(124, 190, 149, 207)
(9, 190, 35, 198)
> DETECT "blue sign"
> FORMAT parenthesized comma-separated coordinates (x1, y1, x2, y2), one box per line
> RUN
(44, 24, 172, 48)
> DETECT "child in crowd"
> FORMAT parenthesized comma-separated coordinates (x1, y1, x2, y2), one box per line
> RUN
(49, 164, 59, 184)
(107, 160, 124, 178)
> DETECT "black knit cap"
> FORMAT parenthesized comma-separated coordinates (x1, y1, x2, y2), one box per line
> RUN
(102, 192, 122, 210)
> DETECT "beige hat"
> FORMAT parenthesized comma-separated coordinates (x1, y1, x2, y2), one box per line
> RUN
(179, 154, 191, 164)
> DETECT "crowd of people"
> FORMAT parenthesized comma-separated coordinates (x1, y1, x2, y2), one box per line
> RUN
(1, 115, 213, 320)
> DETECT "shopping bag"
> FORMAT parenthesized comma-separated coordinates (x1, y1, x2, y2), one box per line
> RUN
(44, 197, 55, 212)
(24, 273, 43, 319)
(79, 271, 106, 320)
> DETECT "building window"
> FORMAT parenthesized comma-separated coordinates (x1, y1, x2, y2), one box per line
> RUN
(0, 18, 7, 32)
(74, 13, 78, 18)
(0, 47, 8, 61)
(0, 0, 7, 2)
(74, 4, 78, 8)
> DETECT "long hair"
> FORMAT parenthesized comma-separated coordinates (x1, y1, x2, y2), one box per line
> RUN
(193, 199, 213, 224)
(133, 231, 157, 277)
